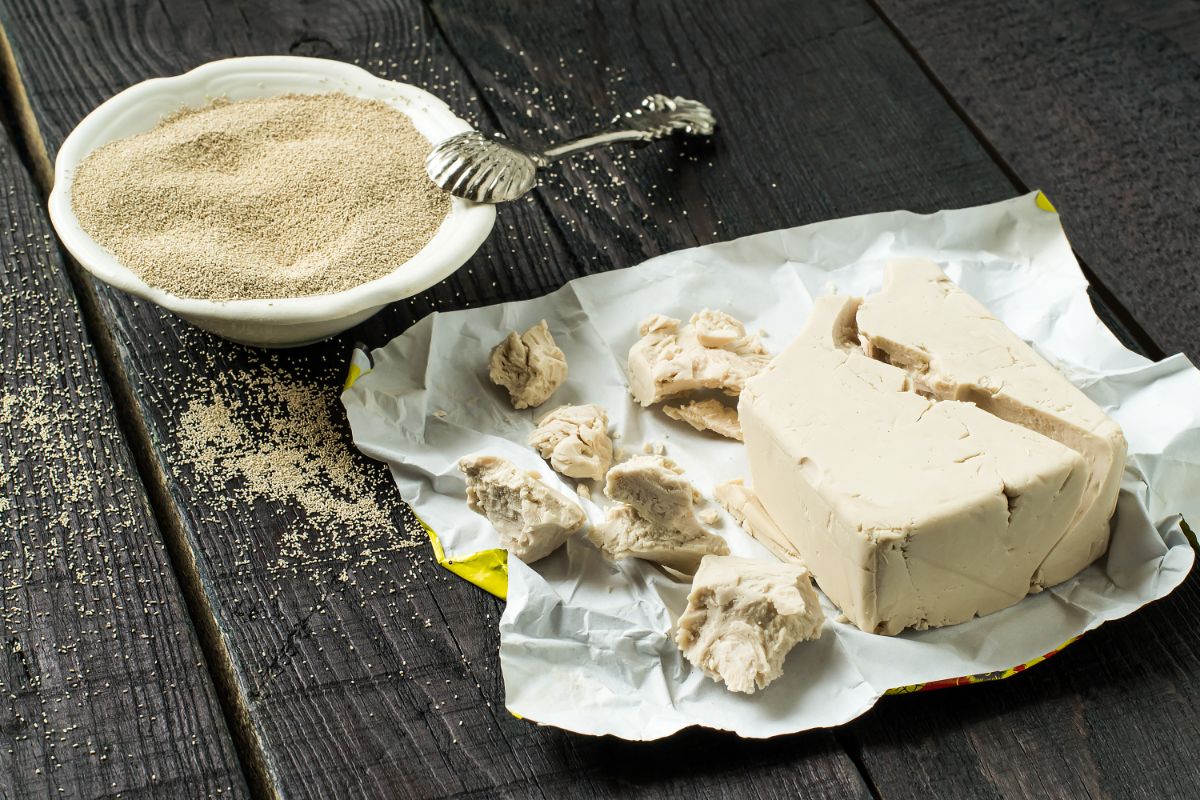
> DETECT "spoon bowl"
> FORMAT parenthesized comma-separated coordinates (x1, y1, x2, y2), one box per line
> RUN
(425, 132, 540, 203)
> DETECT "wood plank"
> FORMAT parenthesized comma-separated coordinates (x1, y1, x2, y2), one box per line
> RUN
(427, 0, 1151, 357)
(0, 1, 871, 797)
(425, 1, 1200, 798)
(432, 0, 1013, 265)
(0, 98, 246, 798)
(842, 594, 1200, 799)
(873, 0, 1200, 362)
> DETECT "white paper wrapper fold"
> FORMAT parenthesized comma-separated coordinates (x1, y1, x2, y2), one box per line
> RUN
(343, 193, 1199, 739)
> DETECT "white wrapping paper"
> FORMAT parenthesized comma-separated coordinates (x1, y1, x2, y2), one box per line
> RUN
(343, 193, 1199, 739)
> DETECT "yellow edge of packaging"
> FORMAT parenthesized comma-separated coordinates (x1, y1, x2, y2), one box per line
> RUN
(885, 636, 1080, 694)
(416, 513, 509, 600)
(342, 352, 510, 601)
(343, 358, 369, 391)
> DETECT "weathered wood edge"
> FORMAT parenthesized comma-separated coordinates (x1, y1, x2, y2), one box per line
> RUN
(0, 32, 250, 800)
(0, 19, 277, 800)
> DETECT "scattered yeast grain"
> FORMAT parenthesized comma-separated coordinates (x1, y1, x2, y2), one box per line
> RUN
(173, 367, 420, 578)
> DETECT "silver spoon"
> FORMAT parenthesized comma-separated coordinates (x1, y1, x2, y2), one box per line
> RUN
(426, 94, 716, 203)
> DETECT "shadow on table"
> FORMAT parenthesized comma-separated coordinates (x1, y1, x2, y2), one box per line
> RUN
(840, 569, 1200, 795)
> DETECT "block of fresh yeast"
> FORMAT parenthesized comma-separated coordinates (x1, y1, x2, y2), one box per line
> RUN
(740, 263, 1123, 635)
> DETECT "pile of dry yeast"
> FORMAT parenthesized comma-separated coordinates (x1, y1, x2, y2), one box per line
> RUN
(71, 92, 450, 300)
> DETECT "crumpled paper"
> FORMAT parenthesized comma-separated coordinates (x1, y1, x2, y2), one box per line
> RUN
(343, 192, 1199, 739)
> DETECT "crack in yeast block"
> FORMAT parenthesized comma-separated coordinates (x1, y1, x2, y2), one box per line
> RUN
(856, 259, 1127, 587)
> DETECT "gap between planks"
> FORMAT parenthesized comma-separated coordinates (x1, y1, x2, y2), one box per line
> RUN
(834, 729, 886, 800)
(863, 0, 1165, 361)
(0, 22, 278, 800)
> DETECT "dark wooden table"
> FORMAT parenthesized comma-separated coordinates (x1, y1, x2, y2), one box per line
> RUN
(1, 1, 1197, 797)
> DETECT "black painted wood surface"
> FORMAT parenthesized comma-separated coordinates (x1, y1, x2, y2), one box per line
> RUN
(874, 0, 1200, 363)
(430, 0, 1014, 262)
(0, 0, 1196, 797)
(0, 1, 873, 797)
(0, 90, 246, 799)
(426, 0, 1157, 358)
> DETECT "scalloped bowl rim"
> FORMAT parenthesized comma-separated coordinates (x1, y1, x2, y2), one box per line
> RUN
(47, 56, 496, 325)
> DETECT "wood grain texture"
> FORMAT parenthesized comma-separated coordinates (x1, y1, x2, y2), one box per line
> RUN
(425, 1, 1200, 798)
(0, 1, 870, 797)
(873, 0, 1200, 362)
(427, 0, 1152, 357)
(431, 0, 1014, 267)
(843, 576, 1200, 800)
(0, 108, 245, 797)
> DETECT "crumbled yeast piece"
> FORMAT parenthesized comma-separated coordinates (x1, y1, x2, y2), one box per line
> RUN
(663, 398, 743, 441)
(627, 310, 769, 406)
(698, 507, 720, 525)
(586, 455, 728, 573)
(675, 555, 825, 694)
(527, 404, 613, 481)
(488, 320, 568, 409)
(691, 308, 747, 348)
(712, 479, 803, 563)
(605, 456, 700, 530)
(589, 506, 724, 573)
(458, 454, 584, 563)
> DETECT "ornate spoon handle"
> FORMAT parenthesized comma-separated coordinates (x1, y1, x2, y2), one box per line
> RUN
(540, 95, 716, 162)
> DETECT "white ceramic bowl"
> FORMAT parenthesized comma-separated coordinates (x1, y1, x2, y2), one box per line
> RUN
(48, 56, 496, 347)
